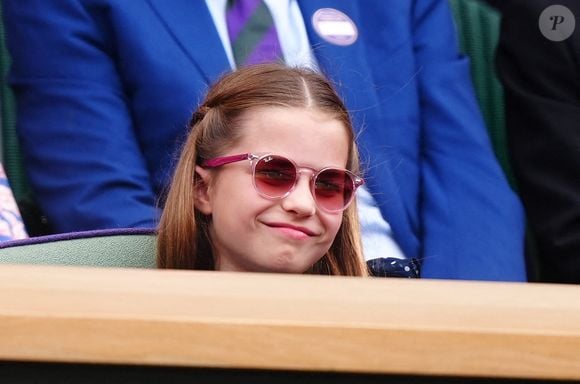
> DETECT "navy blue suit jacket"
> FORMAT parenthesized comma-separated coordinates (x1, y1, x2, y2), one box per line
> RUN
(4, 0, 527, 280)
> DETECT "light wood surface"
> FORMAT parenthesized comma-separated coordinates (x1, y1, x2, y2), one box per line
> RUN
(0, 264, 579, 380)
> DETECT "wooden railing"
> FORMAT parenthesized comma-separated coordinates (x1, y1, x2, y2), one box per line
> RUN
(0, 264, 579, 382)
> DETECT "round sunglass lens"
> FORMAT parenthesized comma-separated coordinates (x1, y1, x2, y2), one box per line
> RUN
(314, 169, 354, 211)
(254, 156, 297, 198)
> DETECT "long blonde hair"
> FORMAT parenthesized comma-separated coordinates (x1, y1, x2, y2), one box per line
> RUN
(157, 64, 367, 276)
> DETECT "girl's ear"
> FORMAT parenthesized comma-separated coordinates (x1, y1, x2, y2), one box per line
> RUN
(194, 165, 213, 215)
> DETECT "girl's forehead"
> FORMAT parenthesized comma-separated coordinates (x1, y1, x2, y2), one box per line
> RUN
(237, 106, 347, 137)
(232, 106, 350, 168)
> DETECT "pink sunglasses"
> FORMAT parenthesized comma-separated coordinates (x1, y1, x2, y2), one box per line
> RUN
(202, 153, 364, 212)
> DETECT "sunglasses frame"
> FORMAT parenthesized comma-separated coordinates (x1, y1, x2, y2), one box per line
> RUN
(201, 153, 364, 212)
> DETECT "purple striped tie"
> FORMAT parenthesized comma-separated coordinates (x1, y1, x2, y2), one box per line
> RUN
(226, 0, 284, 67)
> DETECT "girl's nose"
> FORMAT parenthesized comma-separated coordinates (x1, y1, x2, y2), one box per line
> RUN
(280, 174, 316, 216)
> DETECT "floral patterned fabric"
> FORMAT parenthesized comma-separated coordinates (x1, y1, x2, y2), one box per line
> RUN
(0, 164, 27, 241)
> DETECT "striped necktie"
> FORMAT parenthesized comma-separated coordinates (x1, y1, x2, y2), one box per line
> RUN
(226, 0, 284, 67)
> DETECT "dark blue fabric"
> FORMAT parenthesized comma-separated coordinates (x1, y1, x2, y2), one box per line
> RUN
(3, 0, 526, 281)
(367, 258, 421, 279)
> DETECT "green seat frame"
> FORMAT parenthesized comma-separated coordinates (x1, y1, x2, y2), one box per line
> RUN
(0, 228, 156, 268)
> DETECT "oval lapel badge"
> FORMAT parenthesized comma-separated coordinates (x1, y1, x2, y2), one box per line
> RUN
(312, 8, 358, 46)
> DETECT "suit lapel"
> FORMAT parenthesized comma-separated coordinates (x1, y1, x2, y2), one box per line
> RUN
(297, 1, 374, 118)
(145, 0, 231, 82)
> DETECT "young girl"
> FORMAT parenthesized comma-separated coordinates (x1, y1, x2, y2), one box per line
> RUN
(157, 64, 368, 276)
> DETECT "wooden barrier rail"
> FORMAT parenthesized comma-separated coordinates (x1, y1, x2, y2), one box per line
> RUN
(0, 264, 579, 382)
